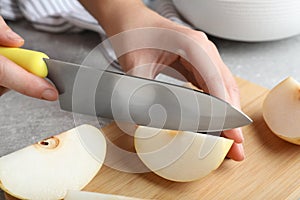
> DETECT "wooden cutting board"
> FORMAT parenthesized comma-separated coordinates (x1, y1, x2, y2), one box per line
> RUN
(83, 77, 300, 199)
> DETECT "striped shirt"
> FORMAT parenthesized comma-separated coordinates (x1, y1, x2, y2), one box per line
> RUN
(0, 0, 192, 69)
(0, 0, 191, 34)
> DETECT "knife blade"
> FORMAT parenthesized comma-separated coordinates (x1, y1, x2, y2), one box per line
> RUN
(0, 47, 252, 133)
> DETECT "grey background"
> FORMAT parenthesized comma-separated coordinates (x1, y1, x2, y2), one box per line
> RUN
(0, 20, 299, 198)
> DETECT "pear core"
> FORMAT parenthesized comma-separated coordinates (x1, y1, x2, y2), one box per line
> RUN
(0, 125, 106, 200)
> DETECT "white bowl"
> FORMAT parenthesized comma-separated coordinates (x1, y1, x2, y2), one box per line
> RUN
(173, 0, 300, 41)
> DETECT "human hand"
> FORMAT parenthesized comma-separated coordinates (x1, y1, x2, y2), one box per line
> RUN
(0, 16, 58, 100)
(115, 10, 244, 161)
(80, 0, 244, 161)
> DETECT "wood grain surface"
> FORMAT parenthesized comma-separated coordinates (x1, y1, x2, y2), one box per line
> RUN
(81, 77, 300, 200)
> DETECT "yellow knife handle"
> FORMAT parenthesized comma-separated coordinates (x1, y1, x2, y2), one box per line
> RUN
(0, 47, 49, 78)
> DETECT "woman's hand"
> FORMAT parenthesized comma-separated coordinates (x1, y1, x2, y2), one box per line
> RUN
(0, 16, 58, 100)
(80, 0, 245, 161)
(117, 16, 245, 161)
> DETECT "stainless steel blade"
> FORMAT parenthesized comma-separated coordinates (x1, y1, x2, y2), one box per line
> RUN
(45, 58, 252, 132)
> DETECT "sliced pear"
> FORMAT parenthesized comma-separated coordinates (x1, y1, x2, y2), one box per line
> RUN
(134, 126, 233, 182)
(65, 190, 142, 200)
(0, 124, 106, 200)
(263, 77, 300, 144)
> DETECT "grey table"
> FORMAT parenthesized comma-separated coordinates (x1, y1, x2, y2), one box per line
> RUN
(0, 20, 299, 199)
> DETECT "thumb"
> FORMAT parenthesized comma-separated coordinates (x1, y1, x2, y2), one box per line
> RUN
(0, 55, 58, 101)
(0, 16, 24, 47)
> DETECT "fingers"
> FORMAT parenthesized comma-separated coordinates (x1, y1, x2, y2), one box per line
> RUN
(226, 142, 245, 161)
(223, 128, 245, 161)
(178, 37, 228, 101)
(124, 63, 157, 79)
(208, 44, 245, 161)
(0, 16, 56, 101)
(119, 49, 174, 79)
(177, 30, 245, 161)
(180, 52, 245, 141)
(208, 43, 245, 160)
(0, 55, 58, 100)
(209, 43, 241, 108)
(222, 128, 244, 161)
(0, 16, 24, 47)
(222, 128, 244, 143)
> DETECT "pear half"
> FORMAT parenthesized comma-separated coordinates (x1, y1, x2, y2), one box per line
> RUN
(134, 126, 233, 182)
(263, 77, 300, 144)
(0, 124, 106, 200)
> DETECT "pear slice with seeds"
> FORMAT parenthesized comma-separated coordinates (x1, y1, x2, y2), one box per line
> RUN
(0, 124, 106, 200)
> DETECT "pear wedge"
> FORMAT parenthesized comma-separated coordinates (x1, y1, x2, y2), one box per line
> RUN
(134, 126, 233, 182)
(0, 125, 106, 200)
(263, 77, 300, 145)
(65, 190, 142, 200)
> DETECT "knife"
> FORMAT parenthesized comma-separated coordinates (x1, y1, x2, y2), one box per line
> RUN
(0, 47, 252, 133)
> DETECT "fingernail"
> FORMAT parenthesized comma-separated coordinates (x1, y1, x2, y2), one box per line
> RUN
(238, 128, 245, 142)
(238, 144, 245, 160)
(234, 128, 244, 143)
(42, 89, 57, 101)
(6, 29, 24, 42)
